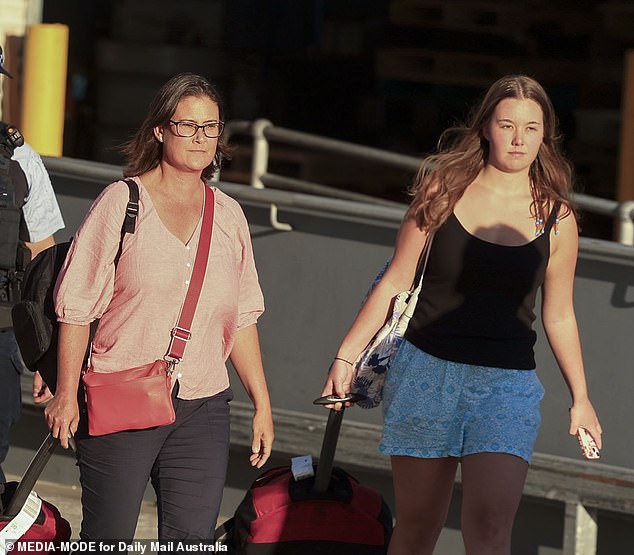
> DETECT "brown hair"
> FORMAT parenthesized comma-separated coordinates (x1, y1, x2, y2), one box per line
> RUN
(121, 73, 231, 180)
(408, 75, 575, 231)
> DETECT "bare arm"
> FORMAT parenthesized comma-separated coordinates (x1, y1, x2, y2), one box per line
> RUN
(230, 324, 274, 468)
(541, 213, 602, 448)
(43, 322, 90, 448)
(24, 235, 55, 261)
(321, 215, 430, 401)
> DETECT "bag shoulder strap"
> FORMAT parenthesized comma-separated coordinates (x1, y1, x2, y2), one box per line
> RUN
(402, 232, 434, 321)
(113, 178, 139, 267)
(412, 231, 435, 291)
(86, 179, 139, 366)
(165, 185, 215, 363)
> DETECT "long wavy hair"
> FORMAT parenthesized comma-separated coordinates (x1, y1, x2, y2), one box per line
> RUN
(408, 75, 575, 231)
(121, 73, 231, 180)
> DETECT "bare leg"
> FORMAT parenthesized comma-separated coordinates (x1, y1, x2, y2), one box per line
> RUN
(388, 456, 459, 555)
(460, 453, 529, 555)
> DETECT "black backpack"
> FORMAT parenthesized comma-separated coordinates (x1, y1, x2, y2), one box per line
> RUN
(10, 179, 139, 392)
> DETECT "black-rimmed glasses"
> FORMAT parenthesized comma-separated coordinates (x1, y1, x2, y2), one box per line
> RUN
(169, 120, 225, 138)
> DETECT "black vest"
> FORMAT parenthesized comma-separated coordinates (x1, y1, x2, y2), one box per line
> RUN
(0, 122, 28, 306)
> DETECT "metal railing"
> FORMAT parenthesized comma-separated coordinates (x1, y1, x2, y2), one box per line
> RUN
(226, 119, 634, 245)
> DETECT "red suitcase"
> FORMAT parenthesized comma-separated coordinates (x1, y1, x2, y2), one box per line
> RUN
(216, 394, 393, 554)
(1, 434, 72, 552)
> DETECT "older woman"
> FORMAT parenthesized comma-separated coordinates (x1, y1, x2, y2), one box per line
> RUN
(45, 73, 274, 540)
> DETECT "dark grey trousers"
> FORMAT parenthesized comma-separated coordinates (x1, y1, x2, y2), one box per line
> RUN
(0, 330, 24, 483)
(76, 385, 233, 540)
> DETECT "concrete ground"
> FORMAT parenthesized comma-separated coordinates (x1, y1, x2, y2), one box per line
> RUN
(5, 474, 160, 540)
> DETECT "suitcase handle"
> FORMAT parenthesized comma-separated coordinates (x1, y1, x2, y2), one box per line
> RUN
(312, 393, 366, 494)
(313, 392, 366, 406)
(3, 433, 59, 517)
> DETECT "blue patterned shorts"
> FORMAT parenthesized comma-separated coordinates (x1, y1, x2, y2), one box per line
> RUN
(379, 340, 545, 463)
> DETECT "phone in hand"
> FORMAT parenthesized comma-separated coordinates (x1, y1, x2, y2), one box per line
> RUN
(576, 427, 600, 460)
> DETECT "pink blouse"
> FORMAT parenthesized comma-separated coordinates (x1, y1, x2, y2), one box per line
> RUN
(54, 177, 264, 399)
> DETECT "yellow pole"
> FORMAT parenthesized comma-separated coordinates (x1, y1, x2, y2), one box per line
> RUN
(20, 23, 69, 156)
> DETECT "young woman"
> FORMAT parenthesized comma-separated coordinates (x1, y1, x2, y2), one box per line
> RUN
(321, 75, 602, 555)
(44, 73, 274, 540)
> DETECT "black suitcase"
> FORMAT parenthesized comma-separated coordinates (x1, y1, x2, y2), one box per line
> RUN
(0, 434, 72, 551)
(215, 394, 393, 554)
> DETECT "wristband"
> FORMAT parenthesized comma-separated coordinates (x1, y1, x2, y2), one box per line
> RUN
(334, 356, 353, 365)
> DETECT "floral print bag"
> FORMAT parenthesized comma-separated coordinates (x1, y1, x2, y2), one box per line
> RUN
(352, 233, 434, 408)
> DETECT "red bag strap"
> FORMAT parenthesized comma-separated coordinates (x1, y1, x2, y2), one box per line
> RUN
(165, 185, 215, 363)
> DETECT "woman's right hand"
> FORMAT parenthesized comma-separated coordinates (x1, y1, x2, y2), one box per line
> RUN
(33, 371, 54, 404)
(44, 392, 79, 449)
(320, 358, 355, 410)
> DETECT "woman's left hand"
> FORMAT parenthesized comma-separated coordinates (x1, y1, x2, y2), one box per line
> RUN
(569, 398, 602, 450)
(249, 407, 274, 468)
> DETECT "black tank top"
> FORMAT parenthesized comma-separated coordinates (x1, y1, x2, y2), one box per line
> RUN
(405, 204, 560, 369)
